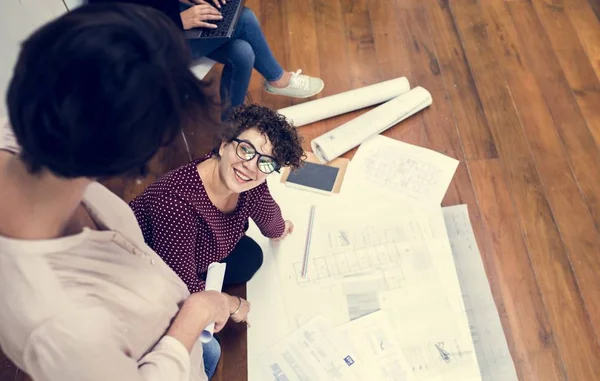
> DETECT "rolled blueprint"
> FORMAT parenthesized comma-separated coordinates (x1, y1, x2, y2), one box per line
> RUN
(278, 77, 410, 127)
(200, 262, 227, 343)
(311, 86, 432, 163)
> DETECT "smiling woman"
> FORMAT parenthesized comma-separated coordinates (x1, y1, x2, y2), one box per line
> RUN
(129, 104, 304, 355)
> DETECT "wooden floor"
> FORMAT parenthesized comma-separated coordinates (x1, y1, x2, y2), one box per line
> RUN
(2, 0, 600, 380)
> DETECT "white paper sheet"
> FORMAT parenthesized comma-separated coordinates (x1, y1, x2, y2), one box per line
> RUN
(277, 77, 410, 127)
(258, 316, 361, 381)
(342, 135, 459, 208)
(310, 86, 432, 163)
(269, 200, 481, 381)
(200, 262, 226, 343)
(246, 176, 484, 381)
(443, 205, 518, 381)
(334, 311, 413, 381)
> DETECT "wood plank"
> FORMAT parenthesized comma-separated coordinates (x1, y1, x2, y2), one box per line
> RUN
(507, 1, 600, 247)
(482, 0, 600, 345)
(562, 0, 600, 82)
(469, 159, 565, 381)
(423, 0, 498, 161)
(280, 0, 320, 107)
(451, 0, 600, 379)
(367, 0, 428, 149)
(591, 0, 600, 23)
(530, 0, 600, 147)
(341, 0, 382, 88)
(305, 0, 354, 149)
(256, 0, 292, 110)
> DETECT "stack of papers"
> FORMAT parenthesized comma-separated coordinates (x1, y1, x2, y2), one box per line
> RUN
(247, 135, 517, 381)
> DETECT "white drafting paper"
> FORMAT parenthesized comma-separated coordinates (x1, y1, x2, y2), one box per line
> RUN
(277, 77, 410, 127)
(310, 86, 432, 163)
(258, 316, 361, 381)
(334, 310, 413, 381)
(200, 262, 226, 343)
(343, 135, 459, 208)
(247, 173, 340, 381)
(443, 205, 518, 381)
(275, 202, 482, 381)
(246, 175, 483, 381)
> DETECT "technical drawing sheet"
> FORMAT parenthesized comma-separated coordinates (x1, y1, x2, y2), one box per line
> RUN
(443, 205, 518, 381)
(254, 192, 482, 381)
(342, 135, 459, 208)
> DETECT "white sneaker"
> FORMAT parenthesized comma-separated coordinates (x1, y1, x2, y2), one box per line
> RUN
(264, 70, 324, 98)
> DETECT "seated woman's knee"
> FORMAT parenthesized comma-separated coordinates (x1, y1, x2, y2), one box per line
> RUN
(228, 40, 255, 69)
(238, 7, 259, 27)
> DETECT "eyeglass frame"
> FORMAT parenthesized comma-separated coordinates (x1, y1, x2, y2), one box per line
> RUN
(230, 138, 281, 174)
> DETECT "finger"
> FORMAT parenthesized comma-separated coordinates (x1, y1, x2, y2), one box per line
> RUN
(198, 4, 221, 14)
(201, 14, 224, 21)
(195, 21, 218, 28)
(211, 0, 221, 8)
(245, 320, 251, 328)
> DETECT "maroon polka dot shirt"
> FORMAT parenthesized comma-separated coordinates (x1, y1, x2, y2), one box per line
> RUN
(129, 155, 285, 292)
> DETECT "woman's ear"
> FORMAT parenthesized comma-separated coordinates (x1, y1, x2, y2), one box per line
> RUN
(219, 141, 227, 156)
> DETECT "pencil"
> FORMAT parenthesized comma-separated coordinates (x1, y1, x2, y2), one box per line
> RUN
(301, 205, 316, 278)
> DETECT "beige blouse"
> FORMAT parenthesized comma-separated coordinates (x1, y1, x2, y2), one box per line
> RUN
(0, 120, 208, 381)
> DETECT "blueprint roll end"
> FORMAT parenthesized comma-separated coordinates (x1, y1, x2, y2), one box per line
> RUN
(200, 329, 214, 343)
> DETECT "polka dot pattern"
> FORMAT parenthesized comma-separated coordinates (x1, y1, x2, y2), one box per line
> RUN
(129, 155, 285, 293)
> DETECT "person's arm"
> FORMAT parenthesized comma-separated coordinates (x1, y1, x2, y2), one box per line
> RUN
(23, 294, 229, 381)
(148, 193, 205, 292)
(88, 0, 184, 29)
(248, 183, 286, 239)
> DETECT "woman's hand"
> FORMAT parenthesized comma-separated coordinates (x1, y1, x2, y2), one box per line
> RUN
(226, 294, 251, 325)
(167, 290, 230, 352)
(190, 0, 226, 10)
(180, 3, 223, 30)
(272, 220, 294, 241)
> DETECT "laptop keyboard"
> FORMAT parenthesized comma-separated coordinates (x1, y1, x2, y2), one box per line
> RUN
(202, 0, 243, 38)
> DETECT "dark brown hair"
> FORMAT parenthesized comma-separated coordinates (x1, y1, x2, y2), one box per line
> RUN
(7, 3, 218, 178)
(214, 104, 305, 170)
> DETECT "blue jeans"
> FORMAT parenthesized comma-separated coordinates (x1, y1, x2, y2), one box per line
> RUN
(185, 7, 284, 108)
(203, 338, 221, 379)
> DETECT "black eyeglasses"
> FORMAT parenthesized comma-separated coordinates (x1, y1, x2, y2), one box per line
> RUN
(231, 138, 280, 174)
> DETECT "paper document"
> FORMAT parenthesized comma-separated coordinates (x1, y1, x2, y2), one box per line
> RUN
(311, 86, 432, 163)
(443, 205, 518, 381)
(200, 262, 226, 343)
(275, 202, 482, 381)
(343, 135, 459, 207)
(258, 316, 361, 381)
(335, 311, 412, 381)
(278, 77, 410, 127)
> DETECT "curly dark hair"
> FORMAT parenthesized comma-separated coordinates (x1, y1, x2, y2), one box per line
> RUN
(214, 104, 305, 170)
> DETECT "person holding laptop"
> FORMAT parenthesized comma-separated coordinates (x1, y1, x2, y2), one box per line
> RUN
(90, 0, 325, 111)
(0, 4, 231, 380)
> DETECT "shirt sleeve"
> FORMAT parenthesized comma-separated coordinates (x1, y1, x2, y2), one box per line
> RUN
(148, 192, 205, 292)
(0, 119, 20, 154)
(22, 309, 203, 381)
(248, 182, 286, 239)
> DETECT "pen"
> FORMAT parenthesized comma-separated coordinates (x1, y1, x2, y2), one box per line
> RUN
(301, 205, 316, 278)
